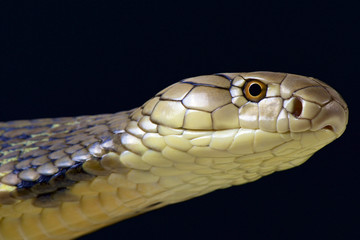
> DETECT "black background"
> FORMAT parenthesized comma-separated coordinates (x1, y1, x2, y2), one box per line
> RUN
(0, 1, 359, 239)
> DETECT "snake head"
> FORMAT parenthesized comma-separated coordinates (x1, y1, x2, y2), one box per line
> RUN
(144, 71, 348, 137)
(126, 71, 348, 177)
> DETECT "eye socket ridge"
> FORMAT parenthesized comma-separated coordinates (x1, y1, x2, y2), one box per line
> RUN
(244, 80, 267, 102)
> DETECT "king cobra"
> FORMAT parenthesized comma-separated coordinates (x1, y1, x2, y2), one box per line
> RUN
(0, 72, 348, 239)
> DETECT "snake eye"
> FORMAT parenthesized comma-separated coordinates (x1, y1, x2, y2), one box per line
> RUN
(243, 80, 267, 102)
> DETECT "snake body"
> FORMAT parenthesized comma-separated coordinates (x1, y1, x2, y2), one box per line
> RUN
(0, 72, 348, 239)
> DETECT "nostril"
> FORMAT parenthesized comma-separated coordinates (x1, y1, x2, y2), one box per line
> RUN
(293, 97, 303, 118)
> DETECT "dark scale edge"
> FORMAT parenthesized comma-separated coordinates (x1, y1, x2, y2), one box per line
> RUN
(98, 135, 112, 143)
(65, 162, 95, 181)
(15, 162, 89, 191)
(1, 143, 11, 149)
(17, 134, 32, 140)
(14, 164, 37, 173)
(2, 127, 16, 132)
(37, 175, 53, 184)
(68, 127, 87, 134)
(0, 136, 10, 142)
(39, 145, 52, 150)
(49, 169, 76, 188)
(69, 125, 95, 133)
(51, 128, 70, 134)
(24, 125, 45, 130)
(214, 73, 234, 81)
(33, 193, 61, 208)
(52, 168, 70, 179)
(180, 81, 229, 89)
(10, 161, 94, 206)
(16, 155, 34, 162)
(14, 156, 38, 168)
(17, 180, 36, 189)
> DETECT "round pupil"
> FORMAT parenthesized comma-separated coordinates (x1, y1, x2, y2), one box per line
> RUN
(249, 83, 262, 96)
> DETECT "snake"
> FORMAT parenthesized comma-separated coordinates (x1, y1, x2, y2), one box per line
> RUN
(0, 71, 348, 239)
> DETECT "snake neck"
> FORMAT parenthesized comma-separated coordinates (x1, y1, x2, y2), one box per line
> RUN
(100, 106, 334, 208)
